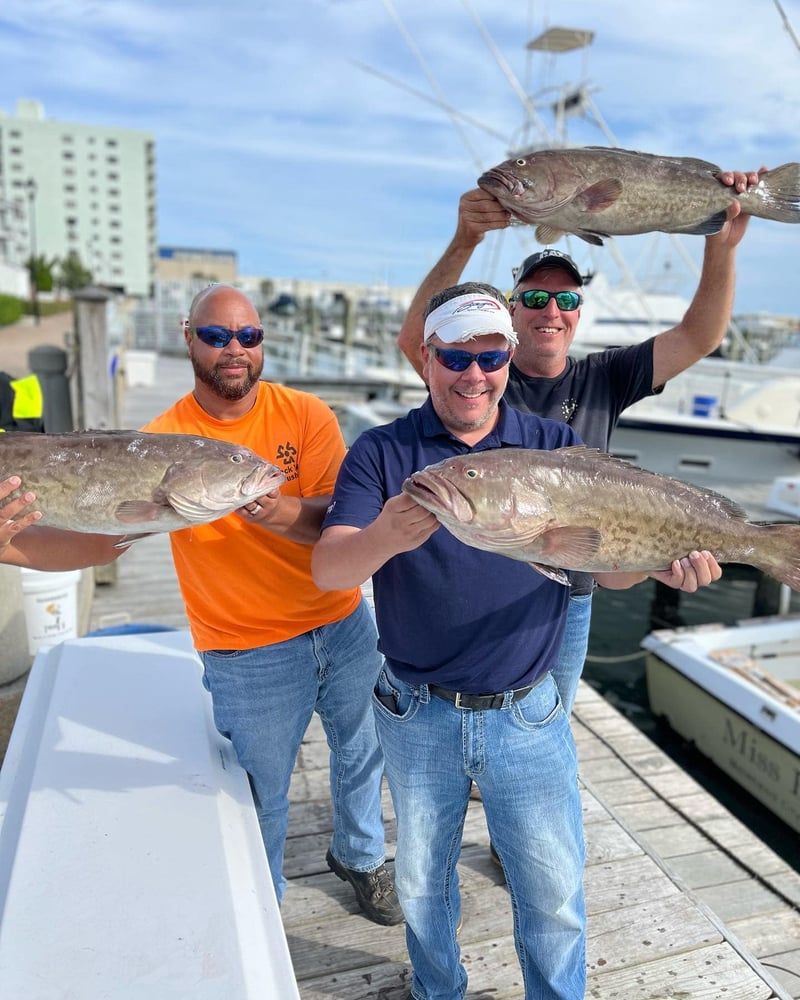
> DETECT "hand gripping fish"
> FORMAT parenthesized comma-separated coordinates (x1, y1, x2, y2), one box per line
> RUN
(402, 446, 800, 589)
(1, 430, 286, 545)
(477, 146, 800, 246)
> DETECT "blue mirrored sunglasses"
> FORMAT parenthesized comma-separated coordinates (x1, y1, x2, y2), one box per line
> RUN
(511, 289, 582, 311)
(432, 347, 511, 373)
(192, 325, 264, 348)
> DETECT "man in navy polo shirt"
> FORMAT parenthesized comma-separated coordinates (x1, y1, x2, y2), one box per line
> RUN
(311, 282, 721, 1000)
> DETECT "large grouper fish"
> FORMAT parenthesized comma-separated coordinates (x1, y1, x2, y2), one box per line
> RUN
(1, 430, 286, 543)
(477, 146, 800, 246)
(402, 446, 800, 589)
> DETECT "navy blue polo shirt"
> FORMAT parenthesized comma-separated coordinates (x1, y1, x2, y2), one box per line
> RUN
(322, 398, 582, 693)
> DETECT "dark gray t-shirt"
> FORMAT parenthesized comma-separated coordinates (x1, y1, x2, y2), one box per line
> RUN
(503, 338, 659, 592)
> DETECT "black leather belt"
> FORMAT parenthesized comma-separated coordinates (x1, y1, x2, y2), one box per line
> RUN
(428, 680, 537, 711)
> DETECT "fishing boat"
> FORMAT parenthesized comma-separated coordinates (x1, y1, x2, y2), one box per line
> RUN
(342, 21, 800, 486)
(642, 614, 800, 834)
(607, 353, 800, 485)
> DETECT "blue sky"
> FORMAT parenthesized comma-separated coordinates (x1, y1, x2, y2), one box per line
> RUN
(1, 0, 799, 317)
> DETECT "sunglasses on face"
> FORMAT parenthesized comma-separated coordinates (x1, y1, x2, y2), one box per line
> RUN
(192, 325, 265, 349)
(431, 347, 512, 373)
(511, 289, 582, 311)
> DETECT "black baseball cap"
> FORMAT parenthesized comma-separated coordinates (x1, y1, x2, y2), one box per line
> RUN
(512, 249, 584, 288)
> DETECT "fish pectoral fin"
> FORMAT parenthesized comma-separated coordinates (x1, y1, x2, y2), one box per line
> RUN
(534, 223, 566, 244)
(575, 178, 623, 212)
(539, 525, 602, 566)
(527, 562, 571, 586)
(114, 500, 171, 524)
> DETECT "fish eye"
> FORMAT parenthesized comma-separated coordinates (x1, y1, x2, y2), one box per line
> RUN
(515, 158, 526, 166)
(230, 453, 244, 463)
(465, 469, 478, 479)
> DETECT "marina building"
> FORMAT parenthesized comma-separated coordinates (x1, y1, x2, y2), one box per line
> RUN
(0, 99, 157, 297)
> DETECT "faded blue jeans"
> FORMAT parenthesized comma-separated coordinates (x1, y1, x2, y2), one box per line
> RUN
(551, 592, 593, 716)
(375, 667, 586, 1000)
(199, 599, 386, 902)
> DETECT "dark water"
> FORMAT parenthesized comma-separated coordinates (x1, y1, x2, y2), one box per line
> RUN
(585, 569, 800, 872)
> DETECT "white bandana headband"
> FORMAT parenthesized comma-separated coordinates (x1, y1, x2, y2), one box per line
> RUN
(423, 293, 518, 347)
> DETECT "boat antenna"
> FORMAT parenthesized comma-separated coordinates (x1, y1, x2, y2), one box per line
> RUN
(458, 0, 552, 145)
(349, 60, 510, 144)
(773, 0, 800, 53)
(378, 0, 488, 172)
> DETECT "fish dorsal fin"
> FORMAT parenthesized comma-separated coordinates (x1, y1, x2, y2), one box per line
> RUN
(114, 500, 172, 524)
(575, 178, 623, 212)
(538, 525, 603, 565)
(528, 563, 571, 586)
(534, 223, 566, 244)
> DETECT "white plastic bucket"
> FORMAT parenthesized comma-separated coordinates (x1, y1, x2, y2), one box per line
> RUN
(19, 568, 82, 656)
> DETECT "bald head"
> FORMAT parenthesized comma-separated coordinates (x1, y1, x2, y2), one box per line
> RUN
(188, 284, 258, 328)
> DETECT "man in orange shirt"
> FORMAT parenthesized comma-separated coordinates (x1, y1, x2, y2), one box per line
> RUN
(0, 284, 401, 926)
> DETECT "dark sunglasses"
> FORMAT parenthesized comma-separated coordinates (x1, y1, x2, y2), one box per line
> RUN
(192, 325, 264, 349)
(432, 347, 511, 373)
(511, 289, 582, 311)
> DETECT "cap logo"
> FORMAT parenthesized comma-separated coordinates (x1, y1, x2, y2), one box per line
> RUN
(451, 297, 505, 315)
(423, 292, 518, 347)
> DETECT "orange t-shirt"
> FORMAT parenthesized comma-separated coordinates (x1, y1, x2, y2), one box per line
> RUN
(143, 382, 360, 651)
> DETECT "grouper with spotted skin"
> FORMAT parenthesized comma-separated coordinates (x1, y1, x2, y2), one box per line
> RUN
(402, 446, 800, 589)
(477, 146, 800, 246)
(0, 430, 285, 541)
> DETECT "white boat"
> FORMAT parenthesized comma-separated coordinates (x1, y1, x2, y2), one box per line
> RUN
(0, 630, 300, 998)
(642, 614, 800, 834)
(609, 355, 800, 485)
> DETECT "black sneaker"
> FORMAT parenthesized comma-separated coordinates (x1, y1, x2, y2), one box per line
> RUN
(326, 849, 404, 926)
(489, 842, 506, 884)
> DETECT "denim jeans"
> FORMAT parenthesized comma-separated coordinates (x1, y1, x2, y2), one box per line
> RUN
(550, 592, 593, 716)
(375, 667, 586, 1000)
(199, 599, 386, 902)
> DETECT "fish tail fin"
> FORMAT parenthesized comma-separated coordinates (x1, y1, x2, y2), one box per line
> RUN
(742, 163, 800, 223)
(753, 522, 800, 590)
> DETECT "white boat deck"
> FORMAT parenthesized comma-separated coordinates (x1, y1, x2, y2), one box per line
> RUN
(0, 631, 299, 998)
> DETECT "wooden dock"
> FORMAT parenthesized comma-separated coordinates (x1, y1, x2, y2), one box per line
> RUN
(79, 352, 800, 998)
(84, 529, 800, 1000)
(0, 345, 759, 998)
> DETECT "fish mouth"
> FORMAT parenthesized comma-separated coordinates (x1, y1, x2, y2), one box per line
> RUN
(242, 464, 286, 500)
(401, 471, 474, 523)
(477, 167, 523, 197)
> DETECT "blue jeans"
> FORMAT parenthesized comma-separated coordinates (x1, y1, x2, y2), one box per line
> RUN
(375, 668, 586, 1000)
(199, 599, 386, 902)
(550, 592, 593, 716)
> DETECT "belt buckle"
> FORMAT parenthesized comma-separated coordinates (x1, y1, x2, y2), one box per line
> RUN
(454, 691, 466, 710)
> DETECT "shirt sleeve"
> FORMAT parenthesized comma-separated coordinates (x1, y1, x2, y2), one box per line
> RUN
(322, 432, 387, 531)
(293, 394, 348, 497)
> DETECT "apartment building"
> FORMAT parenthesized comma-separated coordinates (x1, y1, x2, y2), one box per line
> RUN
(0, 99, 157, 297)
